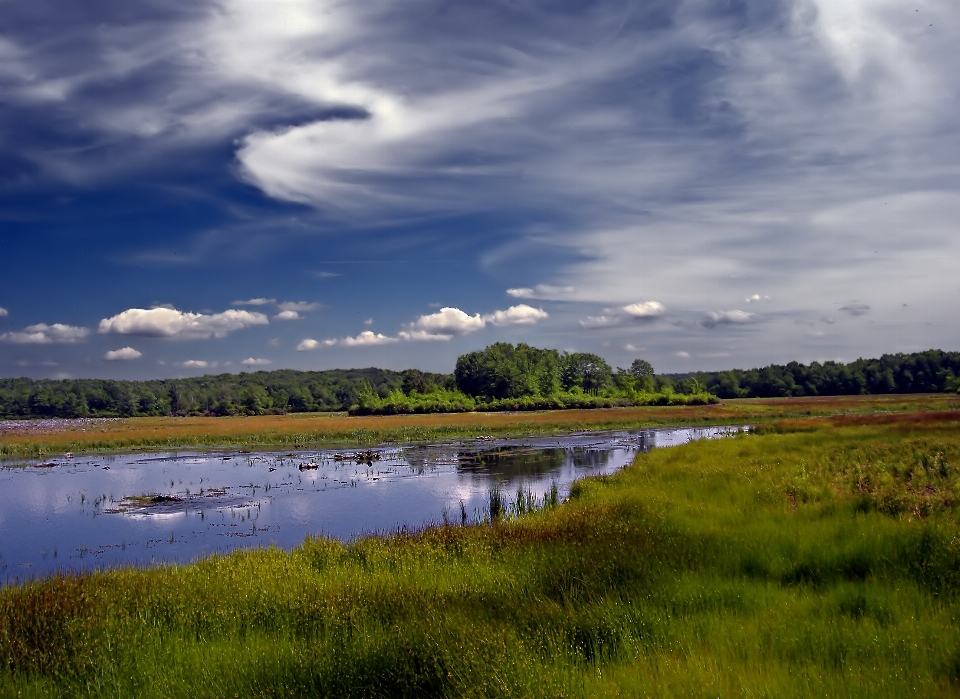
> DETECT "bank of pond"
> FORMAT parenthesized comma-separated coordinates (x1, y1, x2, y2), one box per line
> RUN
(1, 412, 959, 697)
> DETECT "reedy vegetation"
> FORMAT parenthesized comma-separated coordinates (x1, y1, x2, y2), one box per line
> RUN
(2, 410, 959, 697)
(5, 394, 960, 458)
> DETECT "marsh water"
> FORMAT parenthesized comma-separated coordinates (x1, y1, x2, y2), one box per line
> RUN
(0, 426, 746, 584)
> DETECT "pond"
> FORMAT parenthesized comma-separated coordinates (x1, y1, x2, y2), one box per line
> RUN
(0, 425, 747, 584)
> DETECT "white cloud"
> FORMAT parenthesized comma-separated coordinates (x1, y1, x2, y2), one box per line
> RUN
(104, 347, 142, 361)
(0, 323, 89, 344)
(507, 285, 575, 300)
(701, 310, 757, 328)
(674, 351, 691, 359)
(579, 315, 620, 329)
(233, 298, 275, 306)
(242, 357, 272, 366)
(407, 307, 485, 339)
(182, 360, 211, 368)
(364, 318, 373, 326)
(580, 301, 663, 329)
(0, 307, 8, 317)
(745, 295, 771, 303)
(98, 307, 268, 339)
(277, 301, 320, 313)
(622, 301, 665, 319)
(484, 304, 548, 326)
(341, 331, 397, 347)
(296, 338, 336, 351)
(274, 310, 300, 320)
(839, 302, 870, 316)
(398, 329, 453, 342)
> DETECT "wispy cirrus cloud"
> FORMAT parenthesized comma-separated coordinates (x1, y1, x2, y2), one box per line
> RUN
(277, 301, 320, 313)
(580, 302, 664, 329)
(233, 298, 276, 306)
(839, 302, 871, 317)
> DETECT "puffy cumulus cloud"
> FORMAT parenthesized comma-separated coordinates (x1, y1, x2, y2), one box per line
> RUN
(296, 338, 337, 351)
(98, 307, 268, 339)
(277, 301, 320, 313)
(622, 301, 665, 319)
(839, 302, 871, 316)
(104, 347, 142, 361)
(182, 360, 212, 368)
(745, 295, 772, 303)
(484, 305, 548, 326)
(341, 331, 397, 347)
(701, 310, 757, 329)
(242, 357, 271, 366)
(233, 298, 275, 306)
(274, 310, 300, 320)
(407, 307, 485, 339)
(507, 286, 575, 300)
(0, 307, 8, 317)
(0, 323, 89, 344)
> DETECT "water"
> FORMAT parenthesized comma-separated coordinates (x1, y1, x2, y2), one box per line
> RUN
(0, 426, 746, 584)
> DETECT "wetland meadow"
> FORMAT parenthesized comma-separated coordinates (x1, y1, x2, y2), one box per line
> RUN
(1, 395, 959, 696)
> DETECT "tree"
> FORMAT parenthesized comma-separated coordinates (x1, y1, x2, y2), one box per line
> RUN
(560, 353, 612, 394)
(455, 343, 561, 399)
(630, 359, 655, 379)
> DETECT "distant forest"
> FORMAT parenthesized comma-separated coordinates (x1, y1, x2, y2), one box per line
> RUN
(671, 349, 960, 399)
(0, 369, 453, 420)
(1, 348, 958, 419)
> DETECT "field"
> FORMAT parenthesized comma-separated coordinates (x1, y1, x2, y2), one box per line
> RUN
(1, 398, 959, 697)
(2, 393, 959, 458)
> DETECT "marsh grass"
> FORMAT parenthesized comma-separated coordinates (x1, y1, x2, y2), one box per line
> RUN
(2, 410, 960, 696)
(2, 394, 958, 458)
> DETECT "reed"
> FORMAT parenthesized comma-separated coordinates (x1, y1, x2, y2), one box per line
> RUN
(3, 393, 958, 457)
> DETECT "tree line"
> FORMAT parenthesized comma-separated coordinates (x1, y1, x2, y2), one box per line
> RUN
(670, 349, 960, 399)
(1, 347, 958, 419)
(0, 368, 451, 419)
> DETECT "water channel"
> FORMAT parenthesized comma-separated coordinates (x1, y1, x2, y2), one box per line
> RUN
(0, 425, 747, 584)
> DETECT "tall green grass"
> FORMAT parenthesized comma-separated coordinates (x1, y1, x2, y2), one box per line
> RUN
(2, 417, 959, 697)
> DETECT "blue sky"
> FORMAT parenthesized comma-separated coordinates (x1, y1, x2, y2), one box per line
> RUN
(2, 0, 958, 380)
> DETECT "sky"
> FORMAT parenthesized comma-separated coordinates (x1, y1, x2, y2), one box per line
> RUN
(1, 0, 958, 380)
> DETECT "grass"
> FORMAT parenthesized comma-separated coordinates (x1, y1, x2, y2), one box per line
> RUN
(2, 406, 960, 696)
(2, 393, 958, 457)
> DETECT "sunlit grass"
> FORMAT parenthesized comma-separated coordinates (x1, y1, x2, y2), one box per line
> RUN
(2, 408, 960, 696)
(3, 393, 958, 457)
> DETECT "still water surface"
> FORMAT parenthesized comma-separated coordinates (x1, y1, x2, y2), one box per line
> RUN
(0, 426, 745, 584)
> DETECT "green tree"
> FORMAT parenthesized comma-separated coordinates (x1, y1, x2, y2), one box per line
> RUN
(560, 353, 612, 394)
